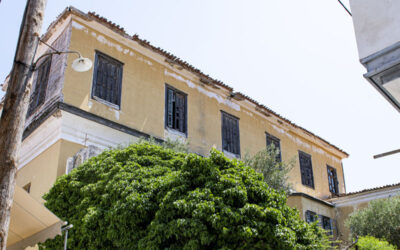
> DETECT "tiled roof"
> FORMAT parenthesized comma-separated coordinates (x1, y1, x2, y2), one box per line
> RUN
(338, 182, 400, 197)
(45, 6, 349, 157)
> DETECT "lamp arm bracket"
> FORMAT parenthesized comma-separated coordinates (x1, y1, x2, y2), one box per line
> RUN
(31, 51, 82, 71)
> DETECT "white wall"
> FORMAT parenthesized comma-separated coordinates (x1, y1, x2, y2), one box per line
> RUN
(350, 0, 400, 59)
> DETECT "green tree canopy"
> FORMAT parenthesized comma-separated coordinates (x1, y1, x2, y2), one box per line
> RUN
(243, 145, 294, 194)
(354, 236, 396, 250)
(42, 142, 328, 249)
(346, 196, 400, 248)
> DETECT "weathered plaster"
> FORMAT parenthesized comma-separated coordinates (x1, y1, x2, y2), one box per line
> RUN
(350, 0, 400, 59)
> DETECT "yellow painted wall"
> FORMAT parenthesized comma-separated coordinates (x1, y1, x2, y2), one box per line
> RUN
(287, 195, 338, 240)
(17, 139, 83, 203)
(335, 201, 369, 244)
(60, 16, 346, 199)
(287, 195, 335, 220)
(286, 196, 303, 217)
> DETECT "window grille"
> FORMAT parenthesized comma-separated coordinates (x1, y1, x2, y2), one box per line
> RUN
(305, 210, 317, 223)
(92, 52, 123, 108)
(322, 216, 333, 235)
(28, 56, 51, 115)
(299, 151, 314, 188)
(327, 165, 339, 195)
(165, 86, 187, 134)
(221, 112, 240, 156)
(266, 133, 281, 162)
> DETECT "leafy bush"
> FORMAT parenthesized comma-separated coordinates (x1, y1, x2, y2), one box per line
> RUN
(243, 145, 294, 193)
(41, 142, 329, 249)
(346, 196, 400, 248)
(140, 136, 191, 153)
(354, 236, 396, 250)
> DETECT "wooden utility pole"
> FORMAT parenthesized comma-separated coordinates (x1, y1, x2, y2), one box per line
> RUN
(0, 0, 47, 248)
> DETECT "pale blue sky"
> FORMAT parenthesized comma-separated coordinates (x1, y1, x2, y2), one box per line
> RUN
(1, 0, 400, 192)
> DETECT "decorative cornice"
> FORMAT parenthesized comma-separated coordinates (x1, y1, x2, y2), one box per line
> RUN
(289, 192, 335, 208)
(58, 102, 163, 143)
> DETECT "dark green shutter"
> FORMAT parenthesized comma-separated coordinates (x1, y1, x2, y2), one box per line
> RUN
(92, 52, 123, 107)
(221, 112, 240, 155)
(175, 93, 185, 132)
(299, 152, 314, 188)
(167, 89, 174, 128)
(28, 56, 51, 115)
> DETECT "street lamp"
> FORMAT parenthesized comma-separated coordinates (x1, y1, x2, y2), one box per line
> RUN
(71, 55, 93, 72)
(32, 40, 92, 72)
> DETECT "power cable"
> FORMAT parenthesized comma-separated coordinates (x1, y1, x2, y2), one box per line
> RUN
(338, 0, 352, 16)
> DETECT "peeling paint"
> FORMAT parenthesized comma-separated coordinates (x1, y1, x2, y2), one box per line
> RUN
(72, 21, 88, 34)
(76, 24, 155, 67)
(165, 70, 195, 87)
(296, 137, 311, 149)
(164, 128, 186, 143)
(109, 107, 120, 120)
(223, 150, 239, 159)
(312, 145, 325, 155)
(138, 56, 153, 66)
(95, 34, 123, 52)
(87, 29, 152, 64)
(272, 124, 294, 140)
(164, 69, 240, 111)
(271, 123, 340, 163)
(272, 124, 285, 135)
(243, 109, 253, 117)
(72, 21, 85, 30)
(97, 35, 107, 44)
(310, 142, 340, 163)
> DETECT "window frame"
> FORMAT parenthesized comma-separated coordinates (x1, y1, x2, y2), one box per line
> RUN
(164, 84, 188, 136)
(298, 151, 315, 189)
(91, 50, 124, 110)
(266, 132, 282, 162)
(321, 215, 333, 235)
(28, 55, 52, 115)
(305, 210, 317, 224)
(327, 165, 339, 195)
(221, 111, 241, 157)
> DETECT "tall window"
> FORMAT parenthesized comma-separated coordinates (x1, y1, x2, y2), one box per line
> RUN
(266, 133, 281, 162)
(221, 112, 240, 156)
(28, 56, 51, 115)
(165, 86, 187, 134)
(321, 216, 333, 235)
(299, 151, 314, 188)
(92, 51, 123, 108)
(305, 210, 317, 223)
(327, 165, 339, 195)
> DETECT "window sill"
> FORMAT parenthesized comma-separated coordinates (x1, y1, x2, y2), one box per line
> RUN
(92, 96, 120, 110)
(164, 127, 187, 142)
(223, 150, 240, 159)
(301, 184, 315, 190)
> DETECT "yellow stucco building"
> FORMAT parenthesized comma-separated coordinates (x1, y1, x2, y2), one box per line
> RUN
(7, 6, 385, 248)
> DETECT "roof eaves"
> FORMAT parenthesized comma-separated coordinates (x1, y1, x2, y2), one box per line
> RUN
(336, 182, 400, 198)
(290, 192, 335, 207)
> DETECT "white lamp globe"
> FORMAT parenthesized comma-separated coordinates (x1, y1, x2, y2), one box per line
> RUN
(71, 57, 93, 72)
